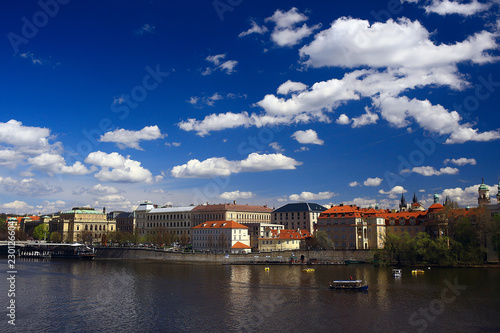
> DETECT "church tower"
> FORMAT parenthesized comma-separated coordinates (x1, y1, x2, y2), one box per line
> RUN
(478, 178, 491, 206)
(399, 193, 408, 212)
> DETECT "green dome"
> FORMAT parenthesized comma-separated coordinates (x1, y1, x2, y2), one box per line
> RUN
(479, 183, 489, 191)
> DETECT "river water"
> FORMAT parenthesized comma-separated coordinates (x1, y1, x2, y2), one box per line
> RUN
(1, 259, 499, 333)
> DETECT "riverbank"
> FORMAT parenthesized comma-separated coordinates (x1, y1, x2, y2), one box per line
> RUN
(94, 246, 374, 264)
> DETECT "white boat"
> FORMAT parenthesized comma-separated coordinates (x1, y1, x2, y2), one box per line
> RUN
(392, 269, 402, 277)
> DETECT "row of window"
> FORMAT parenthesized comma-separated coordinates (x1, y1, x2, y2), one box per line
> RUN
(148, 214, 188, 221)
(76, 224, 114, 232)
(145, 221, 190, 228)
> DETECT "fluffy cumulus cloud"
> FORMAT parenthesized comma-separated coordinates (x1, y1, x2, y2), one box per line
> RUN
(349, 181, 360, 187)
(291, 129, 324, 145)
(351, 108, 379, 128)
(179, 11, 500, 145)
(441, 183, 498, 206)
(99, 125, 163, 150)
(277, 80, 308, 95)
(444, 157, 477, 166)
(410, 166, 459, 176)
(171, 153, 302, 178)
(219, 190, 255, 201)
(265, 7, 320, 47)
(289, 191, 336, 201)
(299, 17, 497, 69)
(379, 185, 407, 198)
(28, 153, 94, 176)
(336, 114, 351, 125)
(85, 151, 160, 183)
(364, 177, 383, 186)
(1, 200, 34, 214)
(422, 0, 492, 16)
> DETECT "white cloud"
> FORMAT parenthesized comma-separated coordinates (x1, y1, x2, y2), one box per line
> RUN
(364, 177, 383, 186)
(411, 166, 459, 176)
(277, 80, 308, 95)
(219, 190, 255, 200)
(291, 129, 324, 145)
(351, 108, 379, 128)
(35, 200, 66, 213)
(336, 114, 351, 125)
(441, 183, 497, 206)
(99, 125, 163, 150)
(203, 54, 238, 75)
(239, 20, 269, 37)
(423, 0, 491, 16)
(28, 153, 94, 176)
(379, 185, 407, 199)
(0, 119, 50, 148)
(171, 153, 302, 178)
(289, 191, 336, 201)
(85, 151, 159, 183)
(349, 181, 360, 187)
(300, 17, 497, 69)
(375, 95, 500, 144)
(269, 142, 284, 153)
(1, 200, 34, 214)
(265, 8, 320, 47)
(444, 157, 477, 166)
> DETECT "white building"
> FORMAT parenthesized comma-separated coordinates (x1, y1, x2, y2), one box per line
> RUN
(192, 220, 251, 254)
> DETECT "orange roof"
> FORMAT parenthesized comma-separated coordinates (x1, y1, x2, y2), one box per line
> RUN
(231, 241, 252, 249)
(428, 203, 444, 212)
(319, 205, 364, 218)
(192, 204, 272, 213)
(193, 220, 248, 229)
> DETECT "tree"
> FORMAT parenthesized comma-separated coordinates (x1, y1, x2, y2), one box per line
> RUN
(33, 224, 49, 240)
(50, 231, 62, 243)
(311, 230, 334, 250)
(79, 230, 94, 244)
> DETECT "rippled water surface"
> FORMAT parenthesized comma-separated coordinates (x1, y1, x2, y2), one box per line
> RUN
(2, 259, 500, 332)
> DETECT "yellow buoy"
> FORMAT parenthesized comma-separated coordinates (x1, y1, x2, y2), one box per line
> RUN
(265, 267, 270, 271)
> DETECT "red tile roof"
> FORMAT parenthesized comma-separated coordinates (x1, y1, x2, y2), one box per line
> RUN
(231, 241, 252, 249)
(193, 220, 248, 229)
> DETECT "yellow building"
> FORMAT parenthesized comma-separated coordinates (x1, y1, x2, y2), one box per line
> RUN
(258, 228, 313, 252)
(50, 207, 115, 244)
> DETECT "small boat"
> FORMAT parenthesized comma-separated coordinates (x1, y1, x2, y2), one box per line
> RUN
(412, 269, 425, 275)
(302, 268, 315, 273)
(392, 269, 402, 277)
(329, 280, 368, 290)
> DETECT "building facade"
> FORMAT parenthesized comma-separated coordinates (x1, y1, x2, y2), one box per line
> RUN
(192, 203, 274, 249)
(272, 202, 327, 232)
(50, 207, 116, 243)
(317, 204, 369, 249)
(192, 220, 251, 253)
(145, 206, 195, 244)
(258, 228, 313, 252)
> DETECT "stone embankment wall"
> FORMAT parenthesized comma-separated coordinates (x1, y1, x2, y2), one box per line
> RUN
(95, 247, 374, 263)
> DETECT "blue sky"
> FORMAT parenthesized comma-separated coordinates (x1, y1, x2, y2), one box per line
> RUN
(0, 0, 499, 214)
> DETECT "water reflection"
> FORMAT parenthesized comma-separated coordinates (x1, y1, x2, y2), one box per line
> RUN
(3, 260, 500, 332)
